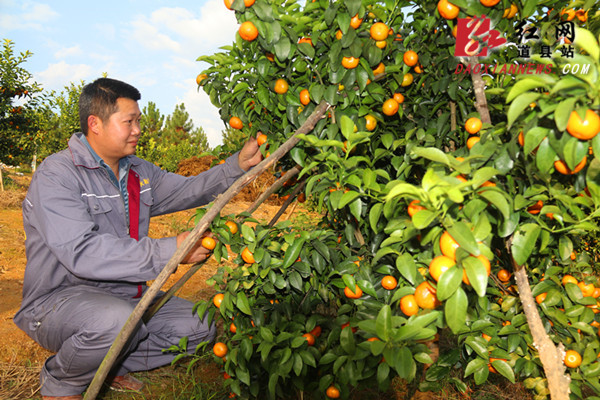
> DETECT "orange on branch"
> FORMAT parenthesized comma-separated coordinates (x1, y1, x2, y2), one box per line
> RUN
(564, 350, 582, 368)
(480, 0, 501, 6)
(429, 255, 455, 282)
(393, 93, 405, 104)
(326, 385, 341, 399)
(341, 56, 360, 69)
(497, 269, 512, 283)
(370, 22, 389, 40)
(373, 62, 385, 76)
(257, 133, 268, 146)
(241, 247, 255, 264)
(213, 342, 228, 357)
(201, 236, 217, 250)
(274, 78, 289, 94)
(403, 50, 418, 67)
(381, 275, 398, 290)
(302, 333, 315, 346)
(400, 294, 419, 316)
(213, 293, 224, 308)
(465, 117, 482, 134)
(365, 114, 377, 131)
(299, 89, 311, 106)
(407, 199, 425, 217)
(239, 21, 258, 41)
(350, 14, 363, 29)
(344, 284, 363, 299)
(401, 73, 414, 87)
(440, 231, 460, 260)
(382, 98, 399, 116)
(414, 281, 441, 309)
(225, 220, 238, 234)
(566, 109, 600, 140)
(438, 0, 460, 19)
(229, 116, 243, 130)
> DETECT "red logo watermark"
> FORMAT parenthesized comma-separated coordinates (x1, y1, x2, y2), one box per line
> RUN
(454, 16, 507, 57)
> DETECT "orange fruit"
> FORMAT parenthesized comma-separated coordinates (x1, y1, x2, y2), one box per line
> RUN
(224, 0, 234, 9)
(201, 236, 217, 250)
(440, 231, 460, 260)
(229, 322, 236, 333)
(365, 114, 377, 131)
(335, 30, 343, 40)
(438, 0, 460, 19)
(241, 247, 255, 264)
(239, 21, 259, 41)
(504, 3, 518, 18)
(370, 22, 389, 41)
(465, 117, 482, 134)
(393, 93, 405, 104)
(401, 73, 414, 87)
(244, 0, 255, 5)
(497, 269, 511, 282)
(274, 78, 289, 94)
(482, 333, 492, 341)
(518, 131, 524, 146)
(564, 350, 582, 368)
(480, 0, 501, 6)
(225, 220, 238, 234)
(429, 255, 456, 282)
(382, 98, 399, 116)
(213, 342, 228, 357)
(213, 293, 224, 308)
(554, 157, 587, 175)
(400, 294, 419, 316)
(257, 133, 268, 146)
(344, 284, 363, 299)
(299, 89, 310, 106)
(229, 116, 243, 130)
(562, 275, 578, 285)
(381, 275, 398, 290)
(326, 385, 341, 399)
(373, 62, 385, 76)
(407, 199, 425, 217)
(414, 281, 441, 309)
(467, 136, 480, 149)
(350, 14, 363, 29)
(196, 73, 208, 85)
(298, 37, 313, 46)
(302, 333, 315, 346)
(566, 109, 600, 140)
(488, 357, 506, 373)
(403, 50, 418, 67)
(527, 200, 543, 214)
(375, 40, 387, 49)
(309, 325, 322, 337)
(265, 52, 274, 61)
(462, 255, 491, 285)
(578, 282, 595, 297)
(341, 56, 360, 69)
(535, 292, 547, 304)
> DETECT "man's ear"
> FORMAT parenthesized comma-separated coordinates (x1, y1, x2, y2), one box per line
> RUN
(88, 115, 102, 134)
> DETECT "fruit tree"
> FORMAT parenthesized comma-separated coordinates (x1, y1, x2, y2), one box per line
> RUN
(191, 0, 600, 398)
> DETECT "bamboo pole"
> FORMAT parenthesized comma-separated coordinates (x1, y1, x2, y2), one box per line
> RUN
(83, 100, 330, 400)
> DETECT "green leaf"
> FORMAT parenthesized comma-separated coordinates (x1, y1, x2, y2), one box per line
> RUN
(448, 222, 480, 256)
(507, 92, 540, 128)
(491, 359, 515, 383)
(535, 138, 556, 174)
(511, 223, 541, 266)
(445, 287, 468, 334)
(463, 256, 489, 297)
(340, 323, 356, 354)
(376, 305, 392, 341)
(506, 77, 548, 103)
(479, 191, 510, 219)
(554, 97, 577, 132)
(282, 238, 305, 269)
(575, 27, 599, 61)
(412, 147, 450, 165)
(274, 37, 291, 60)
(236, 291, 252, 315)
(437, 266, 462, 301)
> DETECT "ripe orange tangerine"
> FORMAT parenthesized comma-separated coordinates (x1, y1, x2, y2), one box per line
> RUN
(225, 220, 238, 234)
(527, 200, 543, 214)
(467, 136, 480, 149)
(224, 0, 234, 9)
(213, 342, 228, 357)
(373, 62, 385, 76)
(298, 37, 313, 46)
(375, 40, 387, 49)
(566, 109, 600, 140)
(407, 199, 425, 217)
(229, 116, 243, 130)
(257, 133, 268, 146)
(465, 117, 483, 134)
(480, 0, 501, 6)
(342, 56, 360, 69)
(370, 22, 389, 40)
(244, 0, 255, 6)
(403, 50, 419, 67)
(201, 236, 217, 250)
(535, 292, 547, 304)
(382, 98, 399, 116)
(429, 255, 455, 282)
(497, 269, 512, 282)
(239, 21, 259, 41)
(229, 322, 236, 333)
(381, 275, 398, 290)
(299, 89, 310, 106)
(440, 231, 460, 260)
(326, 385, 341, 399)
(554, 157, 587, 175)
(393, 93, 405, 104)
(213, 293, 224, 308)
(302, 333, 315, 346)
(462, 255, 491, 285)
(564, 350, 582, 368)
(401, 73, 414, 87)
(578, 281, 595, 297)
(400, 294, 419, 316)
(241, 247, 255, 264)
(365, 115, 377, 131)
(350, 14, 363, 29)
(344, 284, 363, 299)
(274, 78, 289, 94)
(562, 275, 578, 285)
(310, 325, 322, 337)
(196, 73, 208, 85)
(438, 0, 460, 19)
(414, 281, 441, 309)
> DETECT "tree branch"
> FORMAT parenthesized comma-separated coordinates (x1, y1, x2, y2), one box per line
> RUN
(83, 100, 331, 400)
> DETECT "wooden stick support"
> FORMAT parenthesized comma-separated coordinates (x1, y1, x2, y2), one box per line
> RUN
(83, 100, 330, 400)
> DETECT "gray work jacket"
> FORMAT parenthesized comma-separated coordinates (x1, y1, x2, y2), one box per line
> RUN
(14, 133, 244, 333)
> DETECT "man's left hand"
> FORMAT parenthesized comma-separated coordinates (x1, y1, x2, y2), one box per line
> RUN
(238, 134, 264, 171)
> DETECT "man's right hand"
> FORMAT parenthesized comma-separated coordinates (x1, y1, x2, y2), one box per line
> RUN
(176, 231, 211, 264)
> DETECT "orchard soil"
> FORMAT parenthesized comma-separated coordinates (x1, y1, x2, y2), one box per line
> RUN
(0, 158, 533, 400)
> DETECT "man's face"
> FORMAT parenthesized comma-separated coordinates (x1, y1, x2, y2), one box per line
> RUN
(94, 97, 141, 163)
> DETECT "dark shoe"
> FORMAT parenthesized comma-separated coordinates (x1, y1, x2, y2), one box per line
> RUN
(109, 374, 144, 392)
(42, 396, 83, 400)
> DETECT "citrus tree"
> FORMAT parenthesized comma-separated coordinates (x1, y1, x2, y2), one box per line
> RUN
(190, 0, 600, 398)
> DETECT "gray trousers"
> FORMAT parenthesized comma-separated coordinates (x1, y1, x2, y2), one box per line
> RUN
(28, 286, 215, 397)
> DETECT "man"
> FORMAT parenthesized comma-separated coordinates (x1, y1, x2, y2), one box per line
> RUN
(14, 77, 261, 399)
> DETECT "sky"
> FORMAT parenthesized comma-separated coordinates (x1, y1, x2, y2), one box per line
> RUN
(0, 0, 239, 148)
